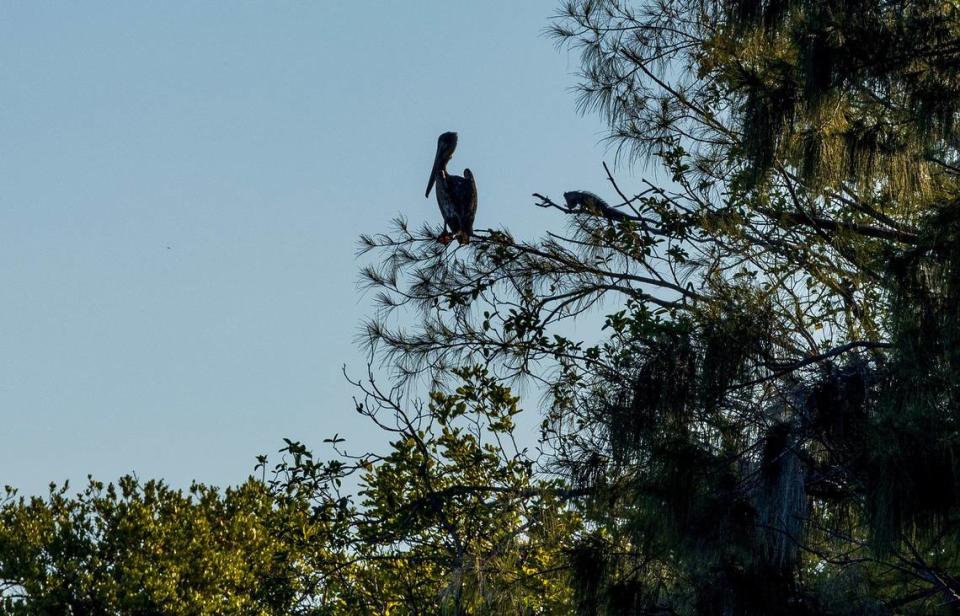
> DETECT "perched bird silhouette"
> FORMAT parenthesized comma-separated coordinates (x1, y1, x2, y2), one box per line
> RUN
(425, 132, 477, 245)
(563, 191, 629, 222)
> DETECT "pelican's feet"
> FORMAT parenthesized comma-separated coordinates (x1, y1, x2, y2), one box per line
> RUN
(437, 232, 455, 245)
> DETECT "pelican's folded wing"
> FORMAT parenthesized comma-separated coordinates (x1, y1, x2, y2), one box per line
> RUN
(448, 171, 478, 234)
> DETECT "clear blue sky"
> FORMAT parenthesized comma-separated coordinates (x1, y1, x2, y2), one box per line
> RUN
(0, 2, 622, 495)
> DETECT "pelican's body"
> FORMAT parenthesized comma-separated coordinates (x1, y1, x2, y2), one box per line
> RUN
(426, 132, 477, 245)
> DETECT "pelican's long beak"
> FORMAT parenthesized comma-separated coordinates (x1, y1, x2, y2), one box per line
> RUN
(426, 148, 443, 198)
(425, 167, 437, 198)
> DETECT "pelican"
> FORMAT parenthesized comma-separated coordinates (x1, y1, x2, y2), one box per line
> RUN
(425, 132, 477, 245)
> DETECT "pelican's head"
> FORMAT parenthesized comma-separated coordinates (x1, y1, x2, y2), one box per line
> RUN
(426, 131, 459, 198)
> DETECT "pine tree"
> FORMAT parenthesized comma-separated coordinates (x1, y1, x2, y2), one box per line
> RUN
(362, 0, 960, 612)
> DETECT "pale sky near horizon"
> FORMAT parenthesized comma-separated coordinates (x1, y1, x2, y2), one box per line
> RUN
(0, 2, 632, 495)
